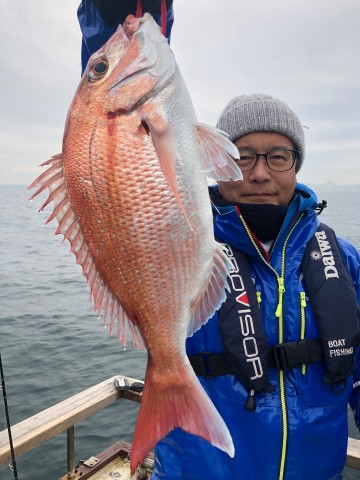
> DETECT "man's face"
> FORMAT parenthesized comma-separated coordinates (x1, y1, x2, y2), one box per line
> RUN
(218, 132, 297, 206)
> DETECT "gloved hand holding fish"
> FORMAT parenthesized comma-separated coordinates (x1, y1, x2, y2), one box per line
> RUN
(29, 13, 242, 474)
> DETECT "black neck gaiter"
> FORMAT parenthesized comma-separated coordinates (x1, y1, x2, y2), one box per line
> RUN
(236, 203, 288, 242)
(211, 190, 288, 242)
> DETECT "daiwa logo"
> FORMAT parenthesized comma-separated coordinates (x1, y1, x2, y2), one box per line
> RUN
(314, 231, 339, 279)
(222, 244, 264, 381)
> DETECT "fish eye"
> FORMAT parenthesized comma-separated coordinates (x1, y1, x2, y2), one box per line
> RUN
(88, 58, 109, 81)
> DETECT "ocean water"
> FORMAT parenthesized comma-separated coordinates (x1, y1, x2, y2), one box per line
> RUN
(0, 184, 359, 480)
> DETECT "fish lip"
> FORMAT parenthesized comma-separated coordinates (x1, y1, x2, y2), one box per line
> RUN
(107, 66, 149, 92)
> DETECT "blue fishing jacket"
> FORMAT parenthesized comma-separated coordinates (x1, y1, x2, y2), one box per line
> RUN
(152, 183, 360, 480)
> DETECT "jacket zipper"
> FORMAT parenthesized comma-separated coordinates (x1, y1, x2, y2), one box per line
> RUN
(300, 292, 307, 375)
(238, 212, 304, 480)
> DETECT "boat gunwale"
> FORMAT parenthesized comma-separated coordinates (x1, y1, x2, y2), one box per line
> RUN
(0, 374, 359, 473)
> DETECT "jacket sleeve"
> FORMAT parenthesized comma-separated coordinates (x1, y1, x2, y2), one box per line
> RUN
(338, 237, 360, 431)
(151, 428, 187, 480)
(77, 0, 174, 73)
(350, 350, 360, 431)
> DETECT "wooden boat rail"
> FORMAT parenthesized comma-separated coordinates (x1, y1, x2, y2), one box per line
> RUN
(1, 375, 360, 475)
(0, 375, 142, 475)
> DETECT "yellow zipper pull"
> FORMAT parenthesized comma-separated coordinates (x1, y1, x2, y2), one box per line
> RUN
(300, 291, 306, 308)
(275, 277, 285, 318)
(256, 291, 262, 307)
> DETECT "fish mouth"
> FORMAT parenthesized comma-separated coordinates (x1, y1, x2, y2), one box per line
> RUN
(102, 13, 174, 114)
(122, 13, 155, 39)
(122, 14, 143, 38)
(106, 15, 159, 94)
(107, 66, 150, 92)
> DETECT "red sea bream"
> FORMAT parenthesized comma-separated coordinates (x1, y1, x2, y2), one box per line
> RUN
(29, 13, 242, 473)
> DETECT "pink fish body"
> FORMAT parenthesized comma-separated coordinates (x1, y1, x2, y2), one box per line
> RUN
(30, 14, 242, 473)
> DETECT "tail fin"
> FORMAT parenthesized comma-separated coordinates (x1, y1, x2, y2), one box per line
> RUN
(130, 360, 234, 474)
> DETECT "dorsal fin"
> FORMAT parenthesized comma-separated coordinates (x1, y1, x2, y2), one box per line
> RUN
(29, 155, 145, 350)
(196, 124, 243, 181)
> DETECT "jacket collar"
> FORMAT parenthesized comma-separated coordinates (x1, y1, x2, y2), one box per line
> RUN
(210, 183, 319, 255)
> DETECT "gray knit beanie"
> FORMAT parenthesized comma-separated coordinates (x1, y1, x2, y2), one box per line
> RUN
(216, 94, 305, 172)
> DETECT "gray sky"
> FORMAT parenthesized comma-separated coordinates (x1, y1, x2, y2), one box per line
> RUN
(1, 1, 359, 185)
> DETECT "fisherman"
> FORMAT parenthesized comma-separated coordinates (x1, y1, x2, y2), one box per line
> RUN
(151, 94, 360, 480)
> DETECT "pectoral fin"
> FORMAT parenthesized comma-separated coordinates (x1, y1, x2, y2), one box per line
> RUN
(144, 112, 193, 230)
(188, 242, 232, 336)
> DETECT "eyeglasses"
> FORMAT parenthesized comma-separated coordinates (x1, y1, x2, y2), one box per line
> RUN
(235, 149, 299, 172)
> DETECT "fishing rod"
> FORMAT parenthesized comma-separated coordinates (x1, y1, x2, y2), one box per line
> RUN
(0, 352, 19, 480)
